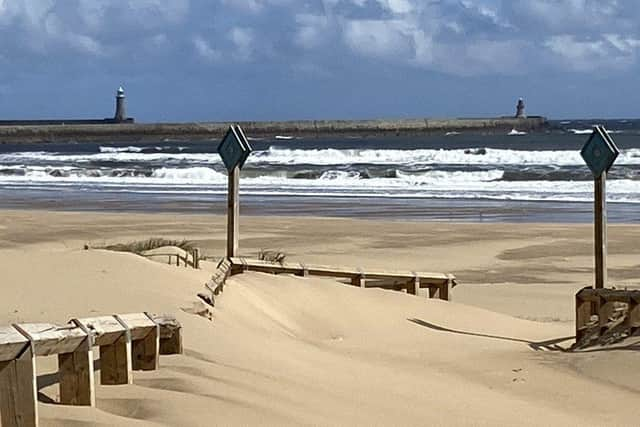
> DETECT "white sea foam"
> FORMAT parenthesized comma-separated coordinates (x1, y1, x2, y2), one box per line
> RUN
(6, 147, 640, 167)
(252, 147, 640, 166)
(99, 146, 144, 153)
(1, 166, 639, 203)
(508, 129, 527, 136)
(2, 170, 639, 203)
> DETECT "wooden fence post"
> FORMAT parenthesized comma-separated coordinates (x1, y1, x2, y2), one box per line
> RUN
(58, 345, 95, 406)
(594, 173, 607, 289)
(77, 316, 132, 386)
(116, 314, 159, 371)
(227, 166, 240, 258)
(150, 315, 183, 355)
(0, 326, 37, 427)
(408, 275, 420, 296)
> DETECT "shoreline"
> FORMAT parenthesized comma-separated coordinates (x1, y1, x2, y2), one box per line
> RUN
(0, 193, 638, 223)
(0, 117, 548, 143)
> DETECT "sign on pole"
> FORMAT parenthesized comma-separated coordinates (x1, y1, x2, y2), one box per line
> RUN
(580, 125, 620, 289)
(217, 125, 252, 258)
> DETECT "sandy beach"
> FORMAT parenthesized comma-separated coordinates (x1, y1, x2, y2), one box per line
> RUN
(0, 209, 639, 426)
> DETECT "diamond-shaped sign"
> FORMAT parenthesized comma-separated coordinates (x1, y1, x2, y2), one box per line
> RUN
(580, 126, 620, 178)
(217, 125, 252, 172)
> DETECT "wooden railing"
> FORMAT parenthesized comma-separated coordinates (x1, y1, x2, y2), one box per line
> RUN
(198, 258, 232, 307)
(575, 286, 640, 344)
(0, 313, 182, 427)
(228, 257, 457, 301)
(142, 248, 201, 269)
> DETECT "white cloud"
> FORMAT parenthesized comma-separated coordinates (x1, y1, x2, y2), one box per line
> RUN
(1, 0, 640, 77)
(545, 34, 640, 71)
(193, 36, 221, 62)
(343, 19, 416, 59)
(229, 27, 255, 61)
(295, 13, 330, 49)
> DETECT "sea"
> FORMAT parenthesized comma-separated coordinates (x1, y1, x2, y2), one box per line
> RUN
(1, 119, 640, 223)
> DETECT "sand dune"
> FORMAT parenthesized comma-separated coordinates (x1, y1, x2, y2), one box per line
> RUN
(0, 210, 639, 425)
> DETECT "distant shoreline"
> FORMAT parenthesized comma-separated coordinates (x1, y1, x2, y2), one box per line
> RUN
(0, 117, 547, 143)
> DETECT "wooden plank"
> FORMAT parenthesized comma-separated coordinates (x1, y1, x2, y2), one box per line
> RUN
(229, 258, 452, 282)
(576, 288, 640, 302)
(115, 313, 156, 341)
(351, 273, 365, 288)
(131, 327, 159, 371)
(575, 288, 594, 342)
(0, 326, 29, 363)
(99, 335, 132, 385)
(227, 166, 240, 258)
(594, 173, 607, 289)
(626, 299, 640, 332)
(0, 345, 38, 427)
(58, 343, 95, 407)
(117, 313, 159, 371)
(427, 278, 453, 301)
(14, 323, 88, 357)
(150, 315, 183, 355)
(75, 316, 126, 347)
(408, 276, 420, 296)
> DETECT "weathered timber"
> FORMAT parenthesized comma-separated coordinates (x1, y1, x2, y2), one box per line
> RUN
(0, 343, 37, 427)
(408, 275, 420, 296)
(14, 323, 95, 407)
(150, 314, 183, 355)
(0, 326, 29, 363)
(0, 312, 180, 426)
(227, 167, 240, 258)
(58, 346, 95, 406)
(594, 174, 607, 289)
(229, 257, 457, 300)
(351, 272, 366, 288)
(575, 286, 640, 343)
(627, 299, 640, 333)
(75, 316, 131, 385)
(115, 314, 159, 371)
(206, 258, 232, 296)
(13, 323, 88, 357)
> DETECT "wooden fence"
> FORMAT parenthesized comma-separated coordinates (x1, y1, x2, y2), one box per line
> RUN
(0, 313, 182, 427)
(142, 248, 201, 269)
(228, 257, 457, 300)
(575, 286, 640, 344)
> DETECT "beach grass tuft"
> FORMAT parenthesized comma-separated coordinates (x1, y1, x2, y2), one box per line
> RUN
(95, 237, 196, 254)
(258, 249, 286, 265)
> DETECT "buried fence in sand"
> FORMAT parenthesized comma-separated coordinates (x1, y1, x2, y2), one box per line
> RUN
(198, 257, 457, 310)
(0, 313, 182, 427)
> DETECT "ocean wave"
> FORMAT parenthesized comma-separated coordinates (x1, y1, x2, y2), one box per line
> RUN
(6, 147, 640, 167)
(3, 174, 640, 204)
(99, 146, 144, 153)
(1, 165, 639, 195)
(252, 147, 640, 166)
(568, 128, 594, 135)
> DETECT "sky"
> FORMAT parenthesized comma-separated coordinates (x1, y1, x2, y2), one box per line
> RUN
(0, 0, 639, 122)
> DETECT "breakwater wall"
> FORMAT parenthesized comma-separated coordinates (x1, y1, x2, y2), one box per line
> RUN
(0, 117, 547, 143)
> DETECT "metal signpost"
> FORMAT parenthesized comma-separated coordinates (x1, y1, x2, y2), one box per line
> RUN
(580, 125, 620, 289)
(217, 125, 252, 258)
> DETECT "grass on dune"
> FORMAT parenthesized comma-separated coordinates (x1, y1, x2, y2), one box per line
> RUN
(93, 237, 196, 254)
